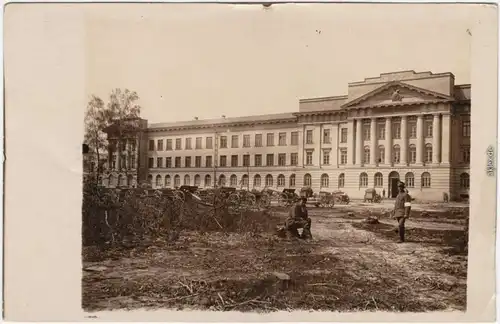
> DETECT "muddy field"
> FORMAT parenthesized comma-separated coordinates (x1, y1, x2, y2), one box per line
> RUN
(82, 203, 468, 313)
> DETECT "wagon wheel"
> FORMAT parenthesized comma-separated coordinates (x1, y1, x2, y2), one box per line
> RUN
(241, 192, 257, 211)
(278, 194, 287, 207)
(173, 190, 185, 202)
(259, 193, 271, 209)
(227, 193, 241, 214)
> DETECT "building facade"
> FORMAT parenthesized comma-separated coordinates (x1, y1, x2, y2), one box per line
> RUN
(103, 70, 471, 201)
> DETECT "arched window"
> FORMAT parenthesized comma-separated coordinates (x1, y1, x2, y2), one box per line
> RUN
(253, 174, 261, 188)
(460, 173, 470, 189)
(425, 144, 433, 163)
(184, 175, 190, 185)
(277, 174, 285, 187)
(117, 174, 123, 187)
(408, 144, 417, 164)
(304, 173, 312, 187)
(378, 145, 385, 164)
(230, 174, 238, 187)
(127, 174, 133, 187)
(338, 173, 345, 188)
(393, 145, 401, 163)
(218, 174, 226, 187)
(374, 172, 383, 187)
(194, 174, 201, 186)
(204, 175, 211, 187)
(147, 174, 152, 186)
(359, 172, 368, 187)
(265, 174, 273, 187)
(289, 174, 296, 187)
(363, 146, 370, 164)
(405, 172, 414, 188)
(421, 172, 431, 188)
(174, 175, 180, 187)
(241, 174, 249, 187)
(155, 175, 162, 188)
(165, 175, 171, 187)
(321, 174, 329, 188)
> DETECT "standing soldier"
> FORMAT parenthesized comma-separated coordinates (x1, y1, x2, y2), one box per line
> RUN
(392, 182, 412, 243)
(382, 188, 386, 198)
(285, 197, 312, 240)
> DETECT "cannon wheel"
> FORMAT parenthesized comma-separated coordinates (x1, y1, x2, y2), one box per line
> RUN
(259, 193, 271, 209)
(278, 194, 288, 207)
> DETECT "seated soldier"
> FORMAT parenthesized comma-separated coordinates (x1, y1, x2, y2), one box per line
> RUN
(285, 197, 312, 239)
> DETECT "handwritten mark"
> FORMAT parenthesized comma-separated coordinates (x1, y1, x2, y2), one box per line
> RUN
(486, 145, 495, 176)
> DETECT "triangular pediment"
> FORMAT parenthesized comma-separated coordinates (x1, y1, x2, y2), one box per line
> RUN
(342, 81, 454, 109)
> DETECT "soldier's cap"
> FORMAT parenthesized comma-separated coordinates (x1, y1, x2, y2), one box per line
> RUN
(398, 182, 406, 188)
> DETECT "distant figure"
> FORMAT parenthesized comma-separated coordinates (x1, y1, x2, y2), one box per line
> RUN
(392, 182, 412, 243)
(285, 197, 312, 240)
(443, 192, 449, 203)
(382, 189, 386, 198)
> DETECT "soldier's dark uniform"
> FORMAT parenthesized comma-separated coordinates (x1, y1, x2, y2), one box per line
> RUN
(393, 182, 412, 243)
(285, 199, 312, 239)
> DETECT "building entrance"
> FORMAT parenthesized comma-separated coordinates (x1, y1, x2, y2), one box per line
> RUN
(388, 171, 400, 198)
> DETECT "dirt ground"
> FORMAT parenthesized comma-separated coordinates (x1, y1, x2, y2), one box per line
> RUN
(82, 202, 468, 313)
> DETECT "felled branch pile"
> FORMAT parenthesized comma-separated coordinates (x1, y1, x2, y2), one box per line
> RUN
(82, 180, 282, 248)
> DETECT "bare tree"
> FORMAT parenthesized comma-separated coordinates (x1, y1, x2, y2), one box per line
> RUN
(103, 89, 142, 186)
(84, 95, 107, 183)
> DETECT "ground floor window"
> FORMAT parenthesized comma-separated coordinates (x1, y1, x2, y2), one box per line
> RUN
(374, 172, 383, 187)
(338, 173, 345, 188)
(421, 172, 431, 188)
(320, 174, 329, 188)
(405, 172, 415, 188)
(277, 174, 285, 187)
(359, 172, 368, 187)
(304, 174, 312, 187)
(289, 174, 296, 187)
(254, 175, 261, 187)
(265, 174, 273, 187)
(460, 173, 470, 189)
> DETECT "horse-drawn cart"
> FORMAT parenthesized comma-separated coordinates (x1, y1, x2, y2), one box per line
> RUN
(332, 190, 350, 205)
(278, 188, 300, 207)
(363, 188, 382, 203)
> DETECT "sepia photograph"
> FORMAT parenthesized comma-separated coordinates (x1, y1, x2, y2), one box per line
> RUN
(81, 3, 473, 313)
(3, 2, 497, 322)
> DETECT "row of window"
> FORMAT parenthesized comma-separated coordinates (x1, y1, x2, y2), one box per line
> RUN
(148, 132, 300, 151)
(109, 172, 470, 190)
(135, 172, 471, 190)
(148, 153, 300, 168)
(145, 144, 471, 169)
(146, 119, 471, 151)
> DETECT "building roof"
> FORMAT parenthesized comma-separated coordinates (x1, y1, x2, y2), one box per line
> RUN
(148, 112, 297, 130)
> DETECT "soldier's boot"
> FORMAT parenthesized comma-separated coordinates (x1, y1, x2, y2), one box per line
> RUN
(301, 229, 313, 240)
(398, 226, 405, 243)
(286, 228, 300, 239)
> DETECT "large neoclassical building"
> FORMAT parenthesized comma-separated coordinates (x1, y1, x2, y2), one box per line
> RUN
(103, 70, 471, 201)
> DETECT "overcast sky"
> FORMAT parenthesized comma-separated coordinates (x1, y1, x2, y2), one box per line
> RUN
(84, 3, 474, 123)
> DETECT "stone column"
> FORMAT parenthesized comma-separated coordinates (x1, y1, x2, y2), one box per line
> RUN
(347, 120, 355, 165)
(385, 117, 392, 165)
(370, 118, 377, 165)
(355, 119, 363, 166)
(441, 113, 451, 165)
(298, 126, 304, 167)
(331, 123, 339, 167)
(432, 114, 441, 164)
(400, 116, 408, 165)
(416, 115, 424, 165)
